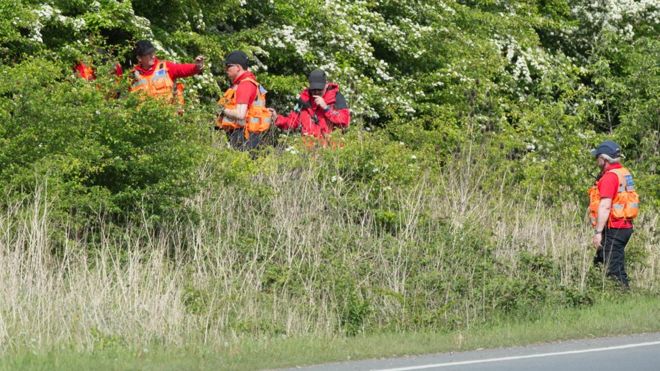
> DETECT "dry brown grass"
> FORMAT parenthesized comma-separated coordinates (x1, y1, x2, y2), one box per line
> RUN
(0, 159, 657, 354)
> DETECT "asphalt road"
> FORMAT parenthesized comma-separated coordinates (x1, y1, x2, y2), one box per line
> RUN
(280, 332, 660, 371)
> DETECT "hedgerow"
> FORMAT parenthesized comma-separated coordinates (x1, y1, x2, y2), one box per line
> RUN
(0, 0, 657, 349)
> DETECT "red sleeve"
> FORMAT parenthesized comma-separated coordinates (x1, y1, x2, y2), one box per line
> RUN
(235, 81, 258, 105)
(323, 107, 350, 128)
(74, 63, 84, 75)
(165, 61, 200, 79)
(598, 172, 619, 199)
(275, 111, 301, 130)
(74, 62, 95, 80)
(114, 63, 123, 77)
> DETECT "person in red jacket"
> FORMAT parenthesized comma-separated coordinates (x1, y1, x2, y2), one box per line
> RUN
(74, 61, 96, 80)
(73, 57, 124, 99)
(74, 60, 123, 81)
(589, 140, 637, 289)
(271, 69, 350, 146)
(129, 40, 204, 106)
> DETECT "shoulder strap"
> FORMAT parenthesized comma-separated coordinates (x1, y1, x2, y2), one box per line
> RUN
(607, 168, 630, 180)
(157, 62, 168, 72)
(607, 168, 633, 192)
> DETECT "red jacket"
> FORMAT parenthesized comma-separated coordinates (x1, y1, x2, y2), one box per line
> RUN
(275, 83, 350, 138)
(131, 57, 200, 81)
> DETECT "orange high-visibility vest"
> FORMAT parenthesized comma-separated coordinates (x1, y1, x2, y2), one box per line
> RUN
(175, 81, 185, 106)
(130, 62, 180, 103)
(588, 167, 640, 227)
(216, 78, 271, 139)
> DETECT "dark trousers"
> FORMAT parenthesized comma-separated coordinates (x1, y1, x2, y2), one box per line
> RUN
(594, 227, 633, 287)
(227, 129, 262, 151)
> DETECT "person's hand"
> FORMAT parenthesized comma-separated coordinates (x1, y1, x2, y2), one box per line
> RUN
(194, 55, 205, 71)
(268, 107, 278, 121)
(592, 232, 603, 250)
(313, 95, 328, 110)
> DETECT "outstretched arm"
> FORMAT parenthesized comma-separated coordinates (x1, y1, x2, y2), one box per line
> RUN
(275, 110, 301, 131)
(166, 57, 204, 79)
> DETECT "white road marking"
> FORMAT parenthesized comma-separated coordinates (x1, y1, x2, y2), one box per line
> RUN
(374, 340, 660, 371)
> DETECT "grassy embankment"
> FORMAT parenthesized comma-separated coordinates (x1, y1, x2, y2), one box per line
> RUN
(2, 295, 659, 370)
(0, 151, 657, 370)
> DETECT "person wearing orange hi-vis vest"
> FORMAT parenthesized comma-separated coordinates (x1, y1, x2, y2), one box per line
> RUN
(216, 50, 271, 150)
(73, 57, 124, 99)
(129, 40, 204, 110)
(74, 60, 123, 81)
(588, 140, 639, 288)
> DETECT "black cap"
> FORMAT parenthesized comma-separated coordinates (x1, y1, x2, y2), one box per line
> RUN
(134, 40, 156, 57)
(591, 140, 621, 158)
(224, 50, 248, 69)
(308, 69, 327, 90)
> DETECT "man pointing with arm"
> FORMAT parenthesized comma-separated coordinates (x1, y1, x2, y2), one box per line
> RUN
(129, 40, 204, 107)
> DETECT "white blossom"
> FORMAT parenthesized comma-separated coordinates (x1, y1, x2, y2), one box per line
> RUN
(285, 146, 299, 155)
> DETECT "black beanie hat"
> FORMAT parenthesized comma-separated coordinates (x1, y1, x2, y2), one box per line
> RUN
(134, 40, 156, 57)
(224, 50, 249, 69)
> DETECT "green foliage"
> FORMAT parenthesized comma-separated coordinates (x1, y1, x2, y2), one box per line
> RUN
(182, 286, 210, 316)
(2, 0, 657, 204)
(0, 0, 657, 347)
(0, 58, 210, 223)
(90, 327, 127, 352)
(337, 280, 371, 336)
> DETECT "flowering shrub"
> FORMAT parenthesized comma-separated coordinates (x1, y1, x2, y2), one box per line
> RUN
(0, 0, 657, 209)
(0, 58, 211, 223)
(0, 2, 658, 352)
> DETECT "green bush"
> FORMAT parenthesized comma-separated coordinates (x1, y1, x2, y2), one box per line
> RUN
(0, 0, 657, 348)
(0, 58, 210, 224)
